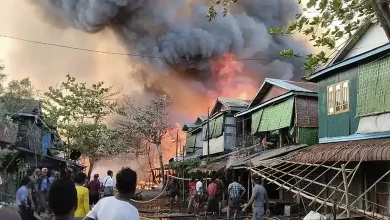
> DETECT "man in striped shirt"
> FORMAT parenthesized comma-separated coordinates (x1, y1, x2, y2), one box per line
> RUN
(227, 173, 246, 220)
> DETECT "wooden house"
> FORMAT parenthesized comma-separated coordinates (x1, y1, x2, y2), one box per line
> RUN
(202, 98, 249, 156)
(183, 115, 207, 156)
(235, 78, 318, 149)
(281, 23, 390, 216)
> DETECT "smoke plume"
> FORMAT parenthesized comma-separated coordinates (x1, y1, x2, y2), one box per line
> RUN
(35, 0, 309, 120)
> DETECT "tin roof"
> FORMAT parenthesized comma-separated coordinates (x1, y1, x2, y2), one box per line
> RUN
(210, 97, 250, 115)
(249, 78, 317, 108)
(289, 138, 390, 163)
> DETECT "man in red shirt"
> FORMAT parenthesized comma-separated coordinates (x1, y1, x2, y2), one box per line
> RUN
(205, 176, 219, 217)
(88, 174, 101, 205)
(187, 177, 196, 214)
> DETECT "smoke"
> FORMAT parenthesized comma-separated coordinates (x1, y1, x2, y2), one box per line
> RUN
(35, 0, 310, 120)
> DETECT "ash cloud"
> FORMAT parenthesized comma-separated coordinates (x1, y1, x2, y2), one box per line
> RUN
(37, 0, 310, 116)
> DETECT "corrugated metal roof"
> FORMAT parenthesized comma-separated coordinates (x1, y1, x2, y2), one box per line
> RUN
(266, 78, 317, 93)
(289, 138, 390, 163)
(248, 78, 317, 108)
(233, 144, 307, 168)
(217, 97, 250, 109)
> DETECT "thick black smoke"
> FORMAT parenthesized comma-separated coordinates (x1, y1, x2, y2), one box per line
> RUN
(36, 0, 309, 109)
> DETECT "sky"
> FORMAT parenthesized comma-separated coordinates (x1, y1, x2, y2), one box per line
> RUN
(0, 0, 142, 94)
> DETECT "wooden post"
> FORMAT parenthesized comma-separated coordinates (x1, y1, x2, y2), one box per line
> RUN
(247, 172, 251, 201)
(242, 118, 245, 148)
(207, 107, 210, 160)
(176, 129, 179, 159)
(341, 164, 350, 218)
(364, 172, 368, 211)
(279, 129, 283, 148)
(333, 197, 338, 220)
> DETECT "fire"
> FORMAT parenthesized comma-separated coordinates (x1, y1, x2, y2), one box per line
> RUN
(239, 92, 247, 100)
(209, 53, 258, 102)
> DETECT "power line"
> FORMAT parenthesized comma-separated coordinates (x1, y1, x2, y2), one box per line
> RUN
(0, 34, 286, 62)
(0, 33, 387, 62)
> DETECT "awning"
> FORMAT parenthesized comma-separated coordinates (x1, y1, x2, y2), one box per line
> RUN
(190, 161, 226, 173)
(231, 144, 307, 168)
(257, 98, 294, 132)
(289, 138, 390, 163)
(16, 147, 86, 168)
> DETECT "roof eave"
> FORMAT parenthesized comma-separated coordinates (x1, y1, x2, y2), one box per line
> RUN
(235, 91, 317, 117)
(308, 43, 390, 82)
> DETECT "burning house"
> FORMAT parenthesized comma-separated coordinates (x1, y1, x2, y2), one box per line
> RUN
(182, 115, 206, 157)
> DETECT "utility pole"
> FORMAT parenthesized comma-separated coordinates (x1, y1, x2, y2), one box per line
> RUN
(370, 0, 390, 39)
(207, 107, 210, 160)
(175, 129, 179, 159)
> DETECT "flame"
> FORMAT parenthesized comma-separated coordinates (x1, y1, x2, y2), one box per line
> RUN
(209, 53, 258, 102)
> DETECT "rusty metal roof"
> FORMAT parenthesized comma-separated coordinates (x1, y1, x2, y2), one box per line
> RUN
(289, 138, 390, 163)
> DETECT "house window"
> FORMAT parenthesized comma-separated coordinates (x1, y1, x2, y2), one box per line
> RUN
(327, 80, 349, 115)
(327, 86, 334, 114)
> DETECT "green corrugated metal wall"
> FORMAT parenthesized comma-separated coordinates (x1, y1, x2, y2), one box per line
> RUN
(298, 127, 318, 146)
(318, 67, 359, 138)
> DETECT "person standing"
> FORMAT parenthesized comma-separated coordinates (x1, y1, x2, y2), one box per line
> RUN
(195, 176, 203, 215)
(74, 173, 89, 220)
(37, 168, 50, 214)
(48, 178, 78, 220)
(227, 173, 246, 220)
(242, 175, 270, 220)
(88, 174, 101, 206)
(205, 176, 219, 218)
(84, 168, 140, 220)
(102, 170, 115, 197)
(16, 176, 31, 220)
(168, 176, 180, 212)
(187, 176, 196, 214)
(27, 169, 38, 219)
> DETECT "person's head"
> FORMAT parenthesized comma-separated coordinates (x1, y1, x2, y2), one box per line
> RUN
(232, 172, 238, 182)
(191, 176, 195, 182)
(54, 171, 60, 179)
(48, 178, 77, 219)
(41, 168, 48, 176)
(74, 172, 87, 185)
(116, 167, 137, 196)
(107, 170, 113, 177)
(21, 176, 30, 186)
(211, 176, 216, 182)
(252, 174, 262, 184)
(0, 206, 22, 220)
(93, 174, 99, 181)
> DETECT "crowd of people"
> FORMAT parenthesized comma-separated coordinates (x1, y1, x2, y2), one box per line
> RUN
(169, 171, 270, 220)
(6, 167, 270, 220)
(11, 167, 139, 220)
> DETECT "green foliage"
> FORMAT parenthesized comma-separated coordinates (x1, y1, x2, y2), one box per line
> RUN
(43, 74, 122, 163)
(208, 0, 378, 74)
(0, 149, 12, 170)
(169, 159, 201, 172)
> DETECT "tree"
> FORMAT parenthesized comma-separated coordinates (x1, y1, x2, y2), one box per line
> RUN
(208, 0, 390, 74)
(116, 95, 173, 183)
(0, 65, 35, 171)
(43, 74, 124, 178)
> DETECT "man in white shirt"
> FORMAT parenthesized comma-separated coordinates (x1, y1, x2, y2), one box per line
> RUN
(102, 170, 115, 197)
(85, 168, 140, 220)
(195, 176, 203, 215)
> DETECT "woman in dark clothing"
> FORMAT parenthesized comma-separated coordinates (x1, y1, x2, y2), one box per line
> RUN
(168, 177, 181, 212)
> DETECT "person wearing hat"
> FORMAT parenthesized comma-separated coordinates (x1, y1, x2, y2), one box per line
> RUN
(242, 174, 269, 220)
(88, 174, 101, 205)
